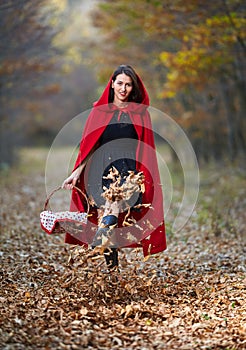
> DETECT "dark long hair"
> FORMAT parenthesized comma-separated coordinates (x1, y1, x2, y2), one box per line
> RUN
(108, 65, 143, 104)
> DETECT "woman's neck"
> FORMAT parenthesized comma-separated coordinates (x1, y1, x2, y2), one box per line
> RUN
(113, 101, 129, 109)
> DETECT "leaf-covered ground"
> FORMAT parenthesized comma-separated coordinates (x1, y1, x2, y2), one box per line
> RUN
(0, 149, 245, 350)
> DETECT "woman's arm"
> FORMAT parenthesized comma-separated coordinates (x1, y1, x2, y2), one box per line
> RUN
(62, 163, 85, 190)
(62, 144, 97, 190)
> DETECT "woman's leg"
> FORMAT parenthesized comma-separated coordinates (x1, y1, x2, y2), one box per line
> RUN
(92, 200, 122, 269)
(104, 248, 119, 269)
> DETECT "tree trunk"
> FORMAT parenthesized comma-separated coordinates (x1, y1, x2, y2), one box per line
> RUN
(219, 78, 239, 160)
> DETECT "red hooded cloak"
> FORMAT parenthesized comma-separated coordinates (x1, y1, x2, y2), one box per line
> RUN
(65, 73, 166, 256)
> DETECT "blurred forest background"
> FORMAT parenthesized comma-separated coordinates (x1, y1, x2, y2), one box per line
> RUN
(0, 0, 245, 168)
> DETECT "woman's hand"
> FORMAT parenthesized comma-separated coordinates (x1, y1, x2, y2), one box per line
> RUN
(62, 164, 85, 190)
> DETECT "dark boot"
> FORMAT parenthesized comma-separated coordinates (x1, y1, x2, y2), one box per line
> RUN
(104, 248, 119, 269)
(91, 215, 118, 247)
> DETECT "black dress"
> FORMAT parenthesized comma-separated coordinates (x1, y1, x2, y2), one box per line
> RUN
(85, 110, 140, 208)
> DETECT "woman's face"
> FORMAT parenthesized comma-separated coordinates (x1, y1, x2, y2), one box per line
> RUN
(111, 73, 133, 106)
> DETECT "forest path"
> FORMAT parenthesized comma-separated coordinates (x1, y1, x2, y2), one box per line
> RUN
(0, 148, 245, 350)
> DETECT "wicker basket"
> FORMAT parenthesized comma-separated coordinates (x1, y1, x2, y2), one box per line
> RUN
(40, 186, 89, 236)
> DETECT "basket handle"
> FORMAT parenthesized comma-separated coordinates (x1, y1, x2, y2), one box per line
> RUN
(43, 186, 90, 213)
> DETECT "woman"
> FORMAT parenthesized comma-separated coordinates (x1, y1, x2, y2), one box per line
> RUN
(62, 65, 166, 270)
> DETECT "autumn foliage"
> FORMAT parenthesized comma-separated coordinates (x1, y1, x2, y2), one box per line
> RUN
(90, 0, 246, 162)
(0, 149, 245, 350)
(1, 0, 245, 167)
